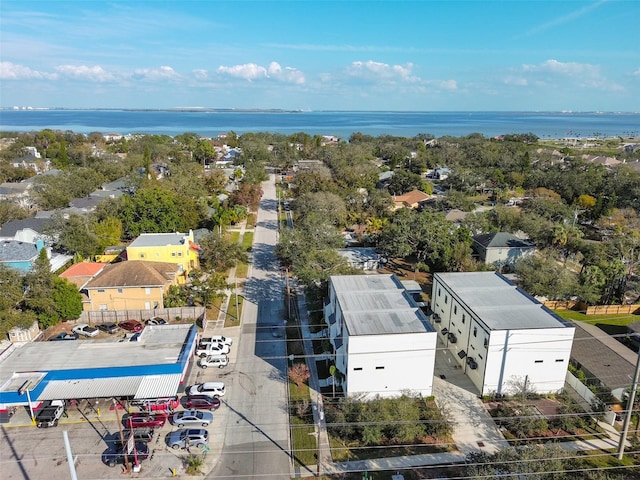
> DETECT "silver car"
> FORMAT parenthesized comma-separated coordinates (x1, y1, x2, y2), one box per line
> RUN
(171, 409, 213, 427)
(166, 428, 209, 450)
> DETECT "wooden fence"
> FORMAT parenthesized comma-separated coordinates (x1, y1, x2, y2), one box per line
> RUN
(544, 300, 639, 316)
(79, 306, 206, 325)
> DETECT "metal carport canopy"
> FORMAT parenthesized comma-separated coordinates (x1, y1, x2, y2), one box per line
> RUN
(36, 374, 182, 401)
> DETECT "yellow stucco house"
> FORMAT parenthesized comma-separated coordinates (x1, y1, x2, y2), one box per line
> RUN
(82, 261, 180, 311)
(126, 230, 200, 282)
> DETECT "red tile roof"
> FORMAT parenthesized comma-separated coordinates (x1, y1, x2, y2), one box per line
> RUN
(60, 262, 105, 278)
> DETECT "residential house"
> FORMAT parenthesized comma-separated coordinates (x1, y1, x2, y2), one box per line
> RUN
(0, 218, 52, 244)
(11, 147, 51, 174)
(392, 189, 431, 210)
(472, 232, 535, 268)
(126, 230, 200, 280)
(0, 182, 33, 208)
(337, 248, 381, 271)
(430, 272, 575, 396)
(82, 260, 180, 312)
(59, 261, 106, 286)
(570, 320, 636, 402)
(0, 239, 48, 272)
(324, 274, 437, 398)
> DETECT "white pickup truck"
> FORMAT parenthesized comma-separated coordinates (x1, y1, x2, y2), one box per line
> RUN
(36, 400, 65, 428)
(195, 341, 230, 358)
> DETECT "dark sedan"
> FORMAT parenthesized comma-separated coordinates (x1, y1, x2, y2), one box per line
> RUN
(119, 320, 144, 332)
(102, 443, 149, 468)
(48, 332, 78, 341)
(98, 323, 120, 334)
(125, 413, 167, 429)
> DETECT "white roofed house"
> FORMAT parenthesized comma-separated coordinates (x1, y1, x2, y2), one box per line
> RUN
(430, 272, 575, 396)
(324, 274, 437, 399)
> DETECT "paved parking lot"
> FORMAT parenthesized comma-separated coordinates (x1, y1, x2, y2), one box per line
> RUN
(0, 347, 232, 479)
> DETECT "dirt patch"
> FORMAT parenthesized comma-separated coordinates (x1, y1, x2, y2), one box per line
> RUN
(379, 256, 433, 292)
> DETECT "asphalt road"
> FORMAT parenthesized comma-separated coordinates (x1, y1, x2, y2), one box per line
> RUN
(209, 172, 293, 479)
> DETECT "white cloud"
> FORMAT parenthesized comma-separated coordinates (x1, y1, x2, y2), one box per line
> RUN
(0, 61, 57, 80)
(503, 76, 528, 86)
(217, 63, 268, 81)
(217, 62, 305, 84)
(266, 62, 305, 84)
(519, 59, 623, 91)
(522, 59, 599, 76)
(192, 69, 208, 80)
(132, 65, 181, 81)
(346, 61, 417, 82)
(55, 64, 116, 82)
(632, 67, 640, 77)
(434, 79, 458, 90)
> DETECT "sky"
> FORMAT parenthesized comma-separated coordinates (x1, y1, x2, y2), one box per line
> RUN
(1, 0, 639, 111)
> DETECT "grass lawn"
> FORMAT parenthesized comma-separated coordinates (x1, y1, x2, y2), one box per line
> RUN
(235, 261, 249, 279)
(246, 213, 257, 228)
(291, 418, 317, 467)
(205, 295, 226, 324)
(223, 294, 244, 327)
(241, 231, 254, 250)
(554, 310, 639, 335)
(227, 231, 240, 243)
(289, 380, 317, 467)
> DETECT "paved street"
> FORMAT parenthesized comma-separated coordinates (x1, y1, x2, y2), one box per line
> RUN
(208, 172, 293, 479)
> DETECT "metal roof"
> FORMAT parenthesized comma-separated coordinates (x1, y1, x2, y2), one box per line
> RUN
(0, 324, 193, 372)
(330, 274, 434, 336)
(435, 272, 569, 330)
(38, 376, 144, 401)
(135, 374, 183, 399)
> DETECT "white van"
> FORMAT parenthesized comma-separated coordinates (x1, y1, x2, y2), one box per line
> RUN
(198, 354, 229, 369)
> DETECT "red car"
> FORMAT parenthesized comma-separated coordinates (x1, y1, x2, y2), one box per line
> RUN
(125, 413, 167, 429)
(119, 320, 144, 332)
(184, 395, 221, 411)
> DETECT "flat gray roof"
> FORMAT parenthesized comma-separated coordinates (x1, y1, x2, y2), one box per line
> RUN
(128, 232, 188, 248)
(331, 274, 434, 336)
(435, 272, 569, 330)
(0, 324, 192, 373)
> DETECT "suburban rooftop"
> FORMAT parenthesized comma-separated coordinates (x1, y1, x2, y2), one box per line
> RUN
(435, 271, 571, 331)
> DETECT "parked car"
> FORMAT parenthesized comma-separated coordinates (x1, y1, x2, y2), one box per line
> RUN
(102, 442, 149, 467)
(98, 323, 120, 334)
(166, 428, 209, 450)
(120, 427, 155, 444)
(72, 324, 99, 337)
(125, 413, 167, 429)
(145, 317, 167, 326)
(172, 409, 213, 427)
(195, 342, 230, 358)
(132, 397, 180, 412)
(184, 395, 221, 411)
(198, 335, 233, 347)
(119, 320, 144, 332)
(48, 332, 78, 341)
(198, 354, 229, 369)
(187, 382, 226, 397)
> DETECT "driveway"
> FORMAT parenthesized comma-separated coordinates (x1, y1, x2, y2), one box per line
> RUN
(432, 339, 510, 455)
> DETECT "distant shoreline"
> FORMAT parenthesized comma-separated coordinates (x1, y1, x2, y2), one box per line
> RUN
(2, 107, 640, 115)
(1, 110, 638, 139)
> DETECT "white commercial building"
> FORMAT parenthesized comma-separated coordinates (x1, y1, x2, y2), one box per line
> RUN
(324, 274, 437, 399)
(431, 272, 575, 396)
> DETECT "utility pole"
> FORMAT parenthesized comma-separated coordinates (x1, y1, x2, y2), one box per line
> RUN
(113, 398, 131, 473)
(618, 352, 640, 459)
(63, 430, 78, 480)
